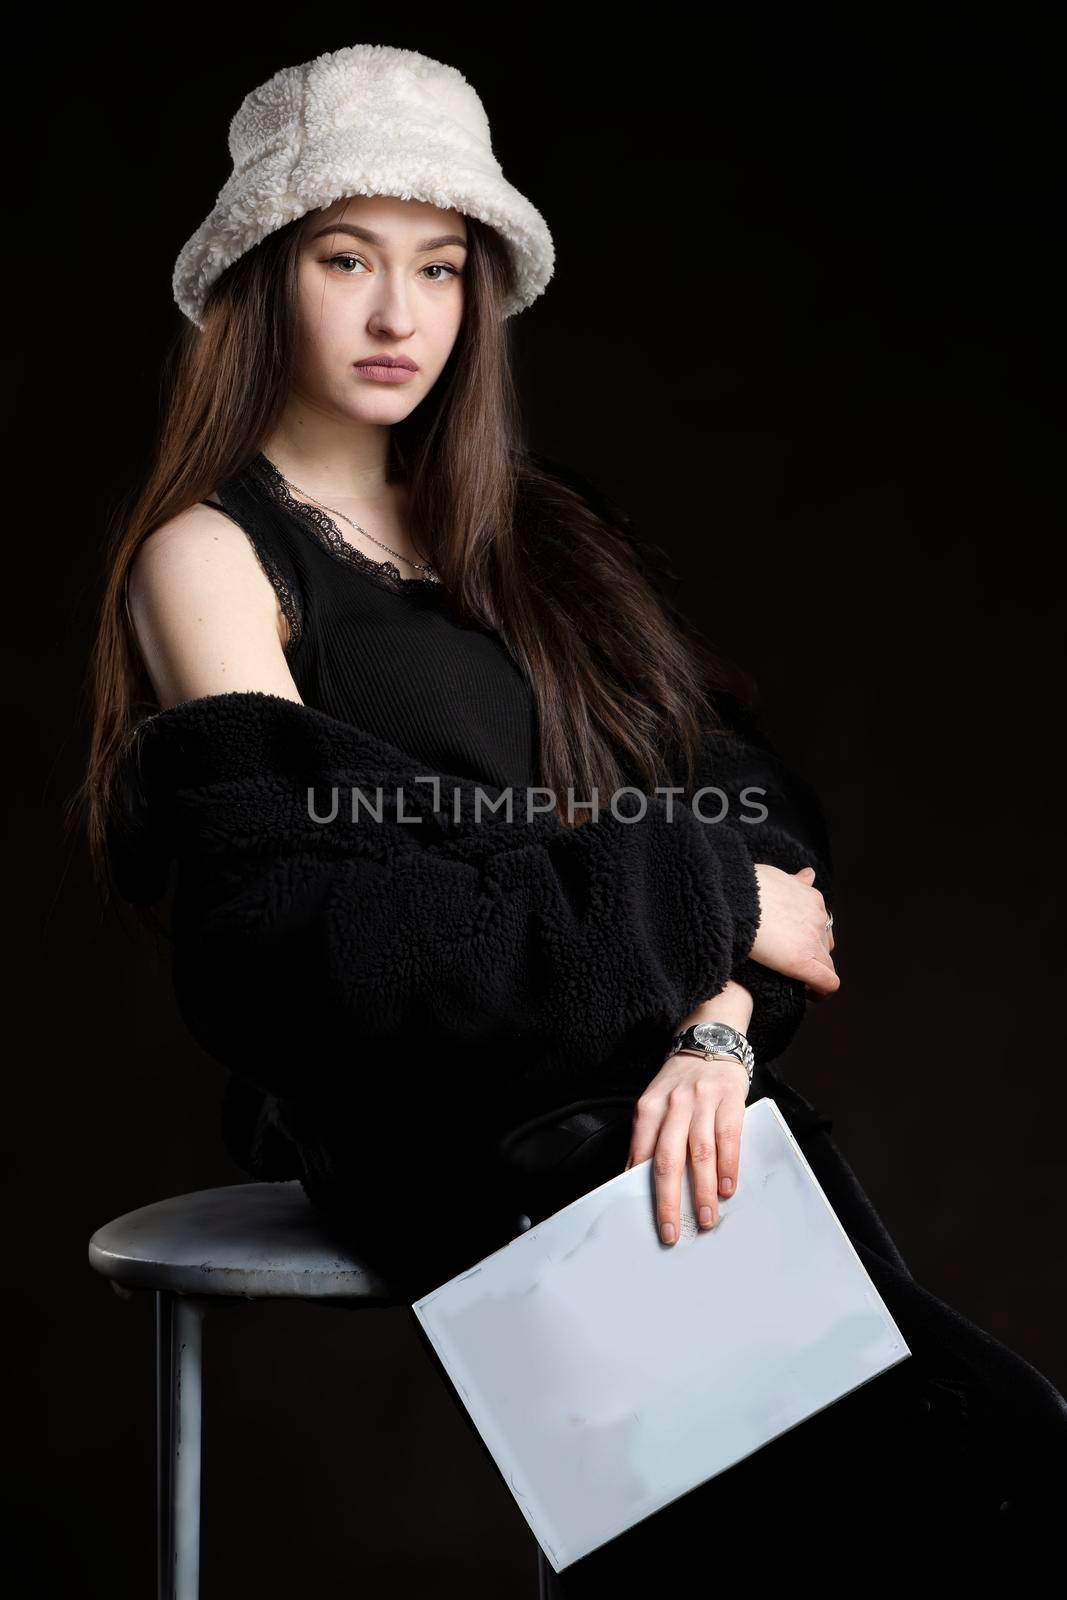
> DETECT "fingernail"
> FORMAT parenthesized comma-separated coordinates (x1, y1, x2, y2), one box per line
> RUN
(661, 1222, 675, 1243)
(699, 1205, 713, 1226)
(721, 1177, 733, 1193)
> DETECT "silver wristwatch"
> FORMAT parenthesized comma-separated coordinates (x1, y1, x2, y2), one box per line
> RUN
(666, 1021, 755, 1091)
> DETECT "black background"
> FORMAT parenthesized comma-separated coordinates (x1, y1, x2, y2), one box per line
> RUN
(10, 9, 1064, 1595)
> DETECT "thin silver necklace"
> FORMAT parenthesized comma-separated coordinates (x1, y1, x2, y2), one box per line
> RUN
(270, 460, 441, 584)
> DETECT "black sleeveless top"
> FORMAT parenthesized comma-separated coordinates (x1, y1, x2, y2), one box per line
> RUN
(204, 452, 541, 792)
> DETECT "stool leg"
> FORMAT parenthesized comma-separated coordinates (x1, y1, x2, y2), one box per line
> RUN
(537, 1547, 563, 1597)
(156, 1291, 204, 1600)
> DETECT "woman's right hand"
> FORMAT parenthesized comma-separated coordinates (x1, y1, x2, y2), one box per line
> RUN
(749, 863, 839, 997)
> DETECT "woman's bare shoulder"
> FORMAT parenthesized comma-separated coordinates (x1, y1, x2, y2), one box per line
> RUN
(127, 498, 298, 708)
(132, 495, 253, 572)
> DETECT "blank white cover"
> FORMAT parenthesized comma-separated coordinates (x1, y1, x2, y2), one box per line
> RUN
(412, 1096, 910, 1572)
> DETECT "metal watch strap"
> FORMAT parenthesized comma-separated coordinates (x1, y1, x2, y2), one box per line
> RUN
(667, 1021, 755, 1090)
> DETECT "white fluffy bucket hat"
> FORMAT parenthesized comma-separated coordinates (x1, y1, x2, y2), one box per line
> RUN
(172, 42, 555, 328)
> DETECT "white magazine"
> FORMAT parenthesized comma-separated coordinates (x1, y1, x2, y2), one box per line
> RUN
(412, 1095, 910, 1573)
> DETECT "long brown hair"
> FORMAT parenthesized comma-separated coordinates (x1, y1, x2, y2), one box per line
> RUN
(72, 202, 754, 924)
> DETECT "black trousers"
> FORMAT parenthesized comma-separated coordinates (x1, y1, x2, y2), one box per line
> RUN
(296, 1073, 1067, 1583)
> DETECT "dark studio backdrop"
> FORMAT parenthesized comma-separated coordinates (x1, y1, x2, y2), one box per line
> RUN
(9, 10, 1063, 1596)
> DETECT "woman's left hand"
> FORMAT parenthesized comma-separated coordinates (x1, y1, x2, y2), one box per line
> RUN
(624, 1052, 750, 1244)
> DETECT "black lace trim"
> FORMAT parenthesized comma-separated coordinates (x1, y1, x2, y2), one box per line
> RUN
(200, 500, 304, 656)
(249, 452, 443, 596)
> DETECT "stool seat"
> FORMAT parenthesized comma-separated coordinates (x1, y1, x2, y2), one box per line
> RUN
(89, 1181, 559, 1597)
(88, 1179, 405, 1304)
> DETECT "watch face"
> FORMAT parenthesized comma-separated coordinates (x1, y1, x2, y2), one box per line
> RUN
(693, 1022, 735, 1049)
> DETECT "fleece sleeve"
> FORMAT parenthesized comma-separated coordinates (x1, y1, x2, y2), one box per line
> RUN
(112, 694, 771, 1112)
(691, 693, 837, 1066)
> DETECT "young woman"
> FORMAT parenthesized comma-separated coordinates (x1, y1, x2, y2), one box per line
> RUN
(78, 42, 1065, 1591)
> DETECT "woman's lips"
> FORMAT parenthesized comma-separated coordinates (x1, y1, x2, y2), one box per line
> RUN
(353, 363, 418, 383)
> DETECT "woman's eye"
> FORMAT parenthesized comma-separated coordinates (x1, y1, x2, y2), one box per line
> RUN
(325, 254, 461, 283)
(327, 254, 366, 275)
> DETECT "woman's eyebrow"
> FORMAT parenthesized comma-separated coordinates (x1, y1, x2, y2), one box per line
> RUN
(308, 222, 468, 251)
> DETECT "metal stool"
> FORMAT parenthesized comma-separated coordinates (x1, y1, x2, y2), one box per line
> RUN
(88, 1180, 561, 1599)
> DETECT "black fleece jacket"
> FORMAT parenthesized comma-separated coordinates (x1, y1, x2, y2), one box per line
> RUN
(108, 688, 834, 1179)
